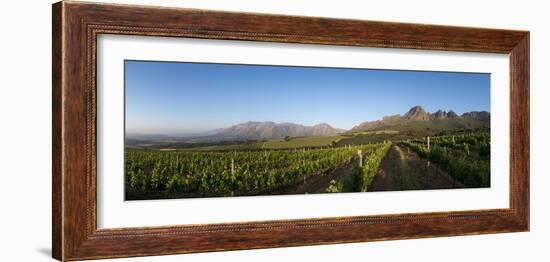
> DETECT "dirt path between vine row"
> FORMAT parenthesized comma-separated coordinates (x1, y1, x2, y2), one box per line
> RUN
(275, 159, 357, 195)
(369, 144, 464, 191)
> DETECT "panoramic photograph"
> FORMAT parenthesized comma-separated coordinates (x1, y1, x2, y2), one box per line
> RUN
(124, 60, 491, 200)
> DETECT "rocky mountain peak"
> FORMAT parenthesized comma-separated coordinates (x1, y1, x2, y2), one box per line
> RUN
(447, 110, 459, 118)
(313, 123, 331, 128)
(432, 109, 446, 120)
(404, 105, 430, 121)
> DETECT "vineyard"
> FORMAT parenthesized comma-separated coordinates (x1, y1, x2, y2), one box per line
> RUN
(125, 143, 391, 199)
(401, 131, 490, 188)
(125, 129, 490, 200)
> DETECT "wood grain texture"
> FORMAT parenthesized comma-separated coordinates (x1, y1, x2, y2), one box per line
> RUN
(52, 1, 530, 261)
(52, 2, 63, 260)
(509, 34, 530, 227)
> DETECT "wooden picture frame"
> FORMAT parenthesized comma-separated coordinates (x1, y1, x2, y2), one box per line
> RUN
(52, 1, 529, 261)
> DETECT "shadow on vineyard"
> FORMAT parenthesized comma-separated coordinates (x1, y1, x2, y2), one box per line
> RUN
(369, 144, 465, 191)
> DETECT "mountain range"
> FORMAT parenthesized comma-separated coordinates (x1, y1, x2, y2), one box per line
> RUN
(127, 106, 490, 143)
(206, 106, 489, 141)
(350, 105, 490, 132)
(211, 121, 345, 140)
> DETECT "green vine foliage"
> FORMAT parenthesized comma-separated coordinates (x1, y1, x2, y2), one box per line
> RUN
(361, 143, 392, 191)
(401, 131, 490, 188)
(125, 144, 388, 197)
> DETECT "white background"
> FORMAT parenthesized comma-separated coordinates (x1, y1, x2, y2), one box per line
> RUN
(0, 0, 547, 261)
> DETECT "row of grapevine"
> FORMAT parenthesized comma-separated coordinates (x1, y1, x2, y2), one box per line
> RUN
(324, 143, 392, 193)
(402, 138, 490, 188)
(361, 143, 392, 191)
(125, 144, 387, 197)
(411, 132, 490, 158)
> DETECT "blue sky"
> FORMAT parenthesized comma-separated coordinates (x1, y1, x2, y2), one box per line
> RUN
(125, 60, 490, 134)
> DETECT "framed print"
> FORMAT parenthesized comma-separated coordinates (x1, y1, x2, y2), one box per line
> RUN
(52, 1, 529, 261)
